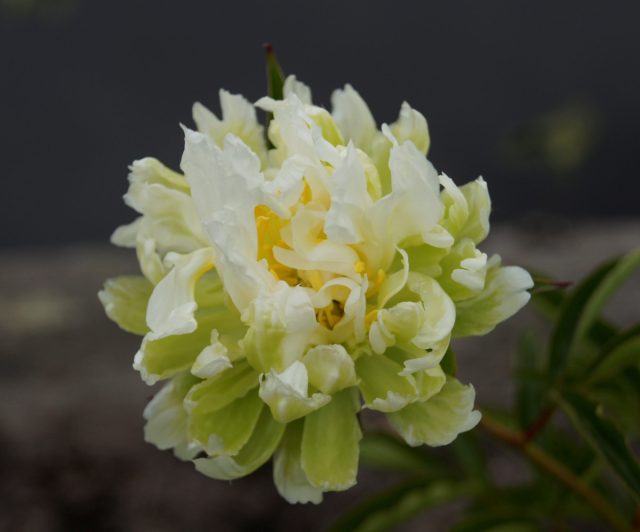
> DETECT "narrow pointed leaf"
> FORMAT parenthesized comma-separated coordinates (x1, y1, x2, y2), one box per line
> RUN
(586, 324, 640, 383)
(556, 391, 640, 498)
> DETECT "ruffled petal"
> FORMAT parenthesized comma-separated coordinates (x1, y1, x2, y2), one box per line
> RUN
(273, 420, 323, 504)
(388, 377, 481, 447)
(301, 388, 361, 491)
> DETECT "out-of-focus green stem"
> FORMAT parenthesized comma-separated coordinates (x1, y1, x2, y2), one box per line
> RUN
(480, 414, 631, 532)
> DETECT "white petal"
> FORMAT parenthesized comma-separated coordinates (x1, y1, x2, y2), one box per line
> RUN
(145, 248, 215, 340)
(331, 84, 377, 152)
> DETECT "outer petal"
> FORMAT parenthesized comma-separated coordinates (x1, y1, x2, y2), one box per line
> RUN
(331, 84, 377, 153)
(185, 361, 259, 416)
(143, 372, 201, 460)
(243, 283, 317, 373)
(273, 420, 323, 504)
(437, 238, 488, 301)
(301, 388, 362, 491)
(191, 330, 234, 379)
(181, 128, 275, 312)
(370, 133, 443, 269)
(440, 174, 491, 244)
(145, 248, 215, 341)
(356, 353, 419, 412)
(324, 143, 371, 244)
(453, 256, 533, 338)
(194, 407, 285, 480)
(388, 377, 481, 447)
(193, 89, 267, 163)
(99, 275, 152, 335)
(283, 75, 312, 105)
(391, 102, 430, 155)
(189, 389, 264, 456)
(302, 344, 358, 395)
(134, 312, 216, 385)
(123, 160, 208, 254)
(259, 361, 331, 423)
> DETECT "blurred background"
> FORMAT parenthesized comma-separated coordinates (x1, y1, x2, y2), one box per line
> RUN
(0, 1, 638, 530)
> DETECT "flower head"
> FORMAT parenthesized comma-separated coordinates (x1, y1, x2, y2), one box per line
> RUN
(99, 75, 533, 503)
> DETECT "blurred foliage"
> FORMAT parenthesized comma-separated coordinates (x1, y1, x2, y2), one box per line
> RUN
(500, 101, 600, 180)
(0, 0, 76, 19)
(335, 250, 640, 531)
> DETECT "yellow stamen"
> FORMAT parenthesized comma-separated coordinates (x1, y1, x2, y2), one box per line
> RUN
(365, 309, 379, 328)
(354, 260, 366, 274)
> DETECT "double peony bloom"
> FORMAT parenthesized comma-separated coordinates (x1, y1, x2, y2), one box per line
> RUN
(99, 76, 533, 503)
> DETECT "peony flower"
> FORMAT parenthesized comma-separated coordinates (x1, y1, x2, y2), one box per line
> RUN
(99, 75, 533, 503)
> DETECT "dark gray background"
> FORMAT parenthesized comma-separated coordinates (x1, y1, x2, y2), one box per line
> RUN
(2, 0, 639, 248)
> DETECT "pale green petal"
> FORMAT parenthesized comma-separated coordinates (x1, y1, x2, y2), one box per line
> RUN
(194, 407, 285, 480)
(356, 353, 419, 412)
(406, 273, 456, 346)
(283, 75, 312, 104)
(437, 238, 488, 301)
(121, 158, 208, 255)
(400, 337, 451, 376)
(453, 256, 533, 338)
(324, 144, 371, 244)
(302, 344, 358, 395)
(259, 361, 331, 423)
(185, 360, 259, 416)
(440, 174, 490, 244)
(193, 90, 267, 163)
(301, 388, 361, 491)
(243, 284, 317, 373)
(307, 106, 345, 146)
(128, 157, 190, 192)
(181, 128, 275, 312)
(370, 134, 443, 267)
(388, 377, 481, 447)
(370, 103, 430, 192)
(459, 177, 491, 244)
(377, 248, 409, 308)
(135, 237, 167, 285)
(191, 330, 233, 379)
(407, 363, 447, 400)
(124, 184, 209, 255)
(189, 388, 264, 456)
(135, 272, 245, 384)
(98, 275, 152, 335)
(273, 420, 323, 504)
(111, 216, 141, 248)
(134, 318, 214, 385)
(143, 372, 200, 456)
(145, 248, 215, 340)
(390, 101, 430, 155)
(331, 84, 377, 152)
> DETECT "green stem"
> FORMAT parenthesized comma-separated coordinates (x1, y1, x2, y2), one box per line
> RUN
(480, 414, 631, 532)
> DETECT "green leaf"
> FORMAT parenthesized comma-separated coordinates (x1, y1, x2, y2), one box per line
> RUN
(547, 251, 640, 382)
(515, 332, 547, 429)
(265, 43, 284, 101)
(586, 324, 640, 383)
(330, 478, 475, 532)
(359, 432, 447, 474)
(264, 43, 285, 149)
(532, 279, 617, 346)
(556, 391, 640, 498)
(451, 432, 490, 486)
(574, 250, 640, 345)
(587, 367, 640, 439)
(452, 511, 539, 532)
